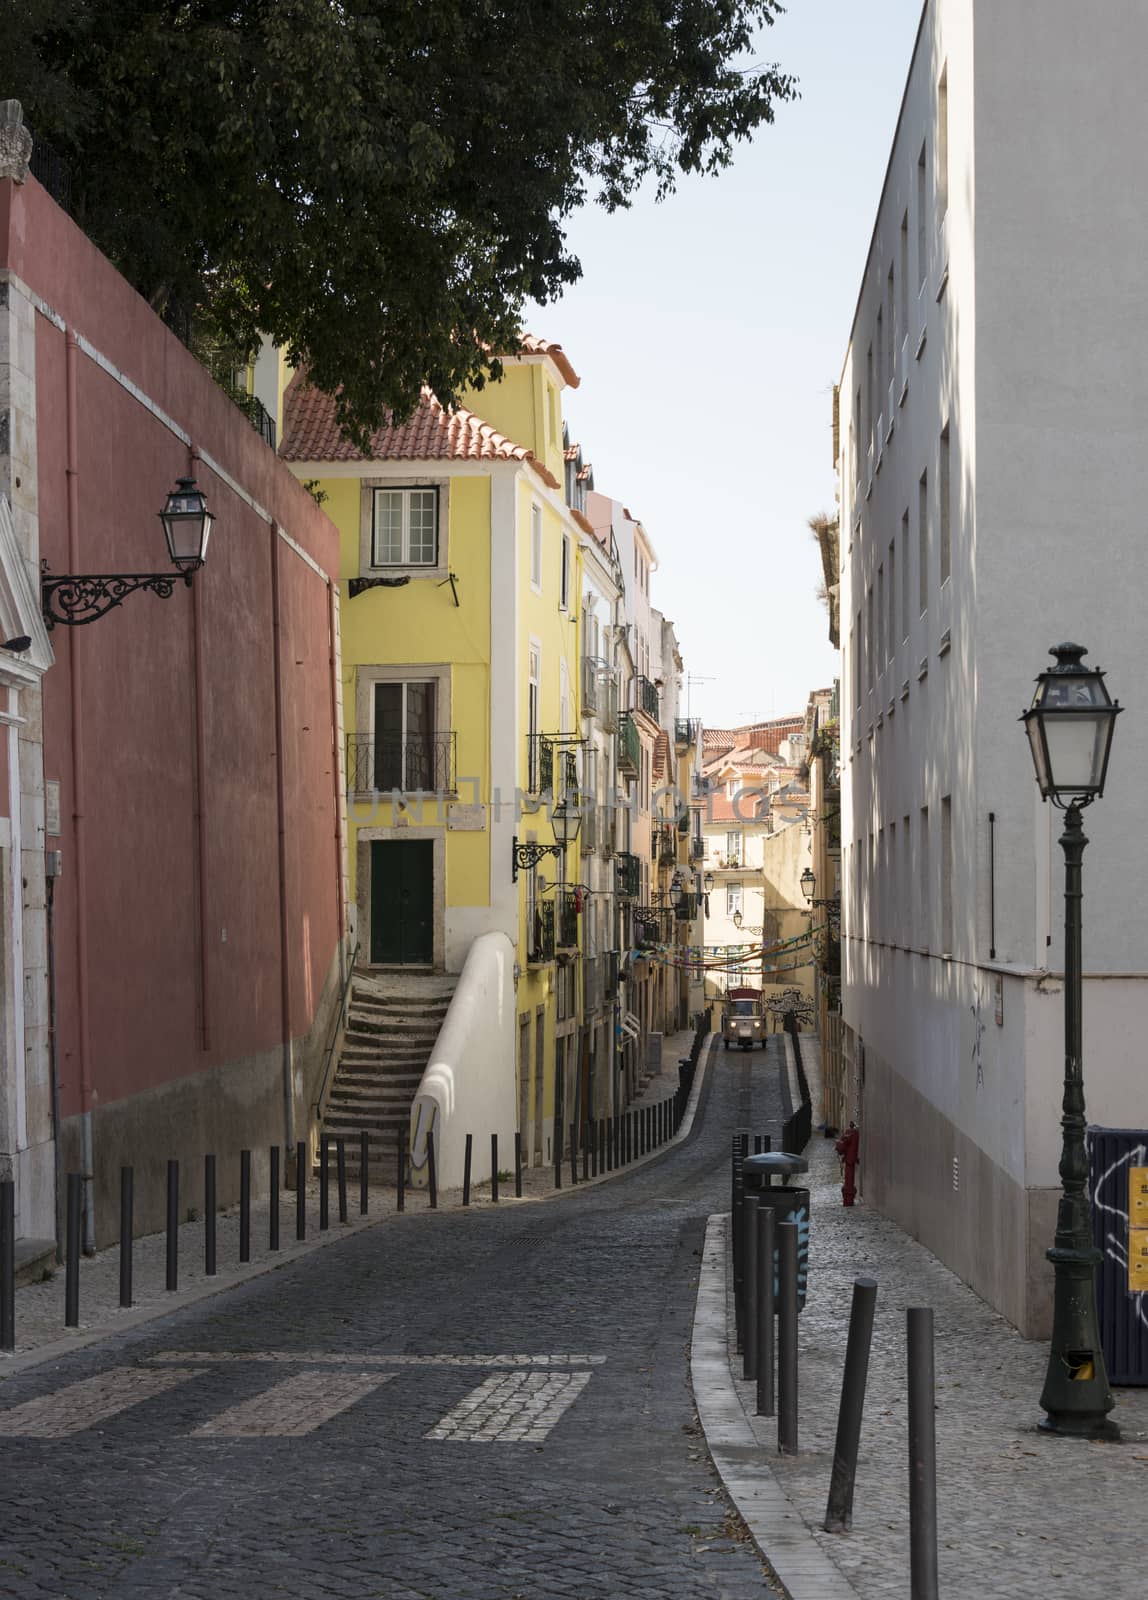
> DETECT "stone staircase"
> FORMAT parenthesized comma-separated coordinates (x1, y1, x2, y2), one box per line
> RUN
(317, 970, 456, 1183)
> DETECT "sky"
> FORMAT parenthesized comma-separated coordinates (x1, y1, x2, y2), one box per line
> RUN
(527, 0, 924, 729)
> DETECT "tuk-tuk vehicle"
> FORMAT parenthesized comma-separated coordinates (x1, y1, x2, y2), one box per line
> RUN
(722, 987, 766, 1050)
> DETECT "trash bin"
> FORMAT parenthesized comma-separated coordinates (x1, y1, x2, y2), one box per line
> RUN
(1089, 1126, 1148, 1385)
(742, 1151, 811, 1312)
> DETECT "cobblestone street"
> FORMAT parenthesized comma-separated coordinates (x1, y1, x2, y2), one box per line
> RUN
(0, 1038, 788, 1600)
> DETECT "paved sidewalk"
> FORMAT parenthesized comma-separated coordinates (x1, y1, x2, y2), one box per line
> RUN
(699, 1034, 1148, 1600)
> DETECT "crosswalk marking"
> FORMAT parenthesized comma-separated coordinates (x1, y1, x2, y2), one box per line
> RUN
(425, 1370, 592, 1443)
(147, 1349, 607, 1369)
(193, 1369, 390, 1438)
(0, 1366, 204, 1438)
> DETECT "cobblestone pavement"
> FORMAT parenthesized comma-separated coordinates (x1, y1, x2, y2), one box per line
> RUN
(0, 1035, 789, 1600)
(727, 1037, 1148, 1600)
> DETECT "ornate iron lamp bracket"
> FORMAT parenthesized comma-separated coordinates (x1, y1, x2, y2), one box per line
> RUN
(40, 565, 194, 630)
(512, 837, 565, 882)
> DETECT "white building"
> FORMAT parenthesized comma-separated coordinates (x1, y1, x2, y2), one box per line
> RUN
(835, 0, 1148, 1336)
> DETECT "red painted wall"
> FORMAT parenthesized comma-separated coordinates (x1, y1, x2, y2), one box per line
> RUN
(3, 175, 343, 1121)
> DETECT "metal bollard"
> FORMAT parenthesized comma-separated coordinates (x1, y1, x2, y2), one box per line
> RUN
(319, 1134, 330, 1230)
(336, 1136, 348, 1222)
(598, 1120, 606, 1175)
(360, 1130, 369, 1215)
(583, 1121, 591, 1183)
(777, 1219, 799, 1454)
(204, 1155, 216, 1277)
(270, 1145, 281, 1251)
(120, 1166, 135, 1307)
(755, 1205, 775, 1417)
(65, 1172, 82, 1326)
(491, 1134, 499, 1203)
(239, 1149, 251, 1262)
(427, 1131, 437, 1210)
(1, 1178, 16, 1350)
(397, 1126, 406, 1212)
(295, 1140, 307, 1240)
(824, 1277, 878, 1533)
(166, 1159, 180, 1291)
(732, 1147, 746, 1353)
(569, 1121, 578, 1186)
(554, 1121, 562, 1189)
(514, 1130, 523, 1198)
(907, 1307, 940, 1600)
(463, 1133, 473, 1206)
(743, 1196, 760, 1383)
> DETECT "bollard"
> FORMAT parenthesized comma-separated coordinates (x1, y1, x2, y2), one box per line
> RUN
(743, 1196, 760, 1383)
(204, 1155, 216, 1277)
(239, 1149, 251, 1263)
(427, 1131, 437, 1210)
(119, 1166, 135, 1307)
(463, 1133, 473, 1207)
(755, 1205, 775, 1417)
(1, 1178, 15, 1350)
(569, 1121, 577, 1186)
(824, 1277, 879, 1533)
(554, 1121, 562, 1190)
(295, 1139, 307, 1240)
(590, 1119, 598, 1179)
(360, 1130, 369, 1215)
(270, 1145, 281, 1251)
(907, 1307, 940, 1600)
(583, 1121, 591, 1183)
(166, 1159, 180, 1291)
(624, 1112, 632, 1165)
(599, 1119, 606, 1175)
(491, 1134, 499, 1203)
(514, 1130, 523, 1198)
(319, 1134, 330, 1231)
(337, 1137, 348, 1222)
(65, 1172, 82, 1326)
(777, 1219, 799, 1454)
(732, 1144, 746, 1353)
(397, 1126, 406, 1212)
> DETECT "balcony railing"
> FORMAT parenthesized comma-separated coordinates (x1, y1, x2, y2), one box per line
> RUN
(615, 851, 640, 898)
(528, 899, 555, 965)
(689, 834, 705, 862)
(674, 717, 700, 748)
(583, 954, 604, 1016)
(347, 732, 456, 793)
(655, 823, 677, 866)
(676, 892, 699, 922)
(526, 734, 554, 795)
(617, 712, 640, 776)
(634, 675, 660, 721)
(555, 886, 581, 952)
(633, 906, 673, 949)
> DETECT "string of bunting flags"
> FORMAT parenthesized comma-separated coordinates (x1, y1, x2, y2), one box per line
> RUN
(628, 923, 829, 977)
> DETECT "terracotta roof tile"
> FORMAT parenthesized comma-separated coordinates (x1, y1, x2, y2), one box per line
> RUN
(280, 379, 559, 488)
(516, 334, 581, 389)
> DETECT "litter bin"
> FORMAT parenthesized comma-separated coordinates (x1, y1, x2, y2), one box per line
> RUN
(743, 1151, 811, 1312)
(1089, 1126, 1148, 1385)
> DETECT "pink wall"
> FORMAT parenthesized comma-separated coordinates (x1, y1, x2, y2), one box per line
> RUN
(3, 174, 343, 1123)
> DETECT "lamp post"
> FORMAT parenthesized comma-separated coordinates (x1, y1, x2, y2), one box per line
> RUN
(1021, 642, 1121, 1440)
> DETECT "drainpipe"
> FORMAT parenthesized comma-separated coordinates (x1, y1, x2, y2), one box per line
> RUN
(191, 447, 211, 1052)
(270, 524, 295, 1151)
(65, 328, 95, 1253)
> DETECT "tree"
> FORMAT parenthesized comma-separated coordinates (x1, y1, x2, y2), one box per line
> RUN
(6, 0, 796, 443)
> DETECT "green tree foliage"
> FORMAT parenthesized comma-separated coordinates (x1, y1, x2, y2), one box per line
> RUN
(7, 0, 796, 442)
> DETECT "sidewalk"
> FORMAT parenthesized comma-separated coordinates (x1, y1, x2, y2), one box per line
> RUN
(695, 1035, 1148, 1600)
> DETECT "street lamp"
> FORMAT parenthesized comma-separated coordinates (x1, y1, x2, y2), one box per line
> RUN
(41, 474, 214, 628)
(703, 871, 715, 895)
(1021, 641, 1122, 1440)
(800, 866, 816, 904)
(511, 785, 582, 881)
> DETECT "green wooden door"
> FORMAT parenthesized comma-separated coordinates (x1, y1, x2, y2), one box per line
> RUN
(370, 840, 434, 965)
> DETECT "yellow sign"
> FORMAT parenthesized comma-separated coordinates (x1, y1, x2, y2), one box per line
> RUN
(1130, 1167, 1148, 1229)
(1129, 1229, 1148, 1294)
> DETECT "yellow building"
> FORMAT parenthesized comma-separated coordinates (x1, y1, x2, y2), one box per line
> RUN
(280, 339, 588, 1184)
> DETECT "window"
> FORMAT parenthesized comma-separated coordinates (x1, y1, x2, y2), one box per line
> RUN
(939, 425, 951, 585)
(528, 644, 541, 789)
(917, 142, 928, 290)
(725, 830, 741, 864)
(919, 804, 930, 949)
(888, 820, 897, 940)
(530, 504, 543, 590)
(886, 267, 896, 390)
(899, 213, 910, 351)
(866, 346, 874, 451)
(900, 510, 910, 642)
(877, 824, 885, 940)
(902, 815, 910, 941)
(853, 611, 861, 711)
(876, 566, 885, 675)
(372, 487, 437, 566)
(866, 585, 874, 689)
(875, 310, 884, 417)
(918, 471, 929, 615)
(560, 533, 571, 609)
(937, 66, 949, 222)
(373, 681, 438, 790)
(726, 882, 743, 918)
(941, 795, 953, 955)
(887, 539, 896, 664)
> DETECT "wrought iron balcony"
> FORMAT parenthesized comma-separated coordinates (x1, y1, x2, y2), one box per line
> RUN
(527, 899, 555, 965)
(347, 732, 456, 793)
(674, 717, 700, 749)
(676, 892, 700, 922)
(526, 734, 554, 795)
(634, 675, 660, 722)
(555, 886, 581, 952)
(615, 850, 640, 898)
(689, 834, 705, 862)
(633, 905, 673, 949)
(655, 823, 678, 866)
(617, 712, 640, 776)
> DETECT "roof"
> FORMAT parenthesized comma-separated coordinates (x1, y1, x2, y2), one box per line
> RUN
(515, 334, 581, 389)
(280, 379, 560, 488)
(704, 788, 770, 825)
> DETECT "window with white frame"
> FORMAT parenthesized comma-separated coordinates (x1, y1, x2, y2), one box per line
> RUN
(372, 487, 438, 566)
(726, 882, 742, 919)
(531, 504, 543, 590)
(725, 830, 741, 864)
